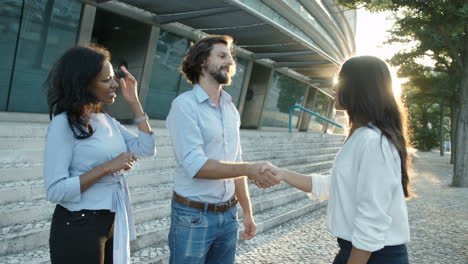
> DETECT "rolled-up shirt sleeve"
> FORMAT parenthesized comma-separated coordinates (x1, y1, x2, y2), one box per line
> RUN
(43, 115, 81, 204)
(235, 144, 243, 162)
(166, 99, 208, 178)
(307, 174, 330, 201)
(113, 118, 156, 157)
(351, 136, 399, 252)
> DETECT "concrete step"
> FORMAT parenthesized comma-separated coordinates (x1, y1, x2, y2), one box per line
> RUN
(0, 144, 339, 184)
(0, 120, 345, 141)
(0, 154, 334, 203)
(0, 142, 342, 170)
(130, 197, 325, 264)
(0, 154, 329, 228)
(130, 185, 309, 252)
(0, 118, 342, 262)
(0, 132, 343, 154)
(0, 196, 326, 264)
(0, 176, 294, 228)
(0, 180, 318, 256)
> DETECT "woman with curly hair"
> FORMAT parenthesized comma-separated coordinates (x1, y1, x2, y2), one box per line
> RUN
(44, 45, 156, 264)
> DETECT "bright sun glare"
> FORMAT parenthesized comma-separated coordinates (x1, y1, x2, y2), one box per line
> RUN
(355, 10, 404, 98)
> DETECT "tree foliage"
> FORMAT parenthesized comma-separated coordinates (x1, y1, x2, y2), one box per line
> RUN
(337, 0, 468, 186)
(403, 73, 451, 151)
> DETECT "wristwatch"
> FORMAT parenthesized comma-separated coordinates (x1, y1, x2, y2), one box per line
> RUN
(134, 113, 148, 124)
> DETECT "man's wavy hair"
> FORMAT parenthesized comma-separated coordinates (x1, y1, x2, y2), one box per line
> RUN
(181, 35, 233, 86)
(45, 44, 110, 139)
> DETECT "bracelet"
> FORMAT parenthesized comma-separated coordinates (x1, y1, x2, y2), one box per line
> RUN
(134, 113, 148, 124)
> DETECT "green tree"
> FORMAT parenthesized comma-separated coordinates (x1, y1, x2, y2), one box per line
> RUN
(337, 0, 468, 187)
(403, 73, 451, 151)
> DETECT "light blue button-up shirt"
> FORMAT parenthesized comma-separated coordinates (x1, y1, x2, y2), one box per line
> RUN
(166, 84, 242, 203)
(44, 112, 156, 264)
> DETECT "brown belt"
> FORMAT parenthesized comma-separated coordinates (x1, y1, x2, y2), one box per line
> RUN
(173, 192, 238, 213)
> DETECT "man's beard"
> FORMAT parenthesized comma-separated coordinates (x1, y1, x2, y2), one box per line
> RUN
(208, 65, 232, 85)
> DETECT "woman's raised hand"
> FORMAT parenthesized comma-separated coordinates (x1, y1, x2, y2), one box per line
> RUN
(118, 66, 139, 104)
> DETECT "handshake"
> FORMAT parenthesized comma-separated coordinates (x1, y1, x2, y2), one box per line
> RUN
(246, 162, 284, 188)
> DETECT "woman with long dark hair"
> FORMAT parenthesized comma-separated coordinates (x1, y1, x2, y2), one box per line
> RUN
(43, 45, 156, 264)
(263, 56, 411, 264)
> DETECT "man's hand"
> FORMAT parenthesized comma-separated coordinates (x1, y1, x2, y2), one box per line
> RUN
(247, 162, 280, 188)
(240, 213, 256, 240)
(253, 162, 284, 189)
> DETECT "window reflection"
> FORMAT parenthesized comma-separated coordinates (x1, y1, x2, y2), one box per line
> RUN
(308, 90, 333, 131)
(7, 0, 82, 113)
(261, 72, 308, 128)
(223, 57, 247, 107)
(145, 31, 188, 119)
(0, 0, 22, 111)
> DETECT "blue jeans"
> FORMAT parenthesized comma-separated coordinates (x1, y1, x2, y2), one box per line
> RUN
(168, 200, 239, 264)
(333, 238, 409, 264)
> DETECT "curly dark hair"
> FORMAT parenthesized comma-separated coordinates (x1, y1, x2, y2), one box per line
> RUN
(181, 35, 233, 86)
(44, 44, 110, 139)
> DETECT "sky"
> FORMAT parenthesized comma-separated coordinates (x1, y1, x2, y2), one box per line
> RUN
(354, 9, 405, 97)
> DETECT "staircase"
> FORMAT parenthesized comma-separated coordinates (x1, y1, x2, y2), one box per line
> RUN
(0, 117, 344, 264)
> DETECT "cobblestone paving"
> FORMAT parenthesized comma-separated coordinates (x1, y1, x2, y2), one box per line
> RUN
(236, 151, 468, 264)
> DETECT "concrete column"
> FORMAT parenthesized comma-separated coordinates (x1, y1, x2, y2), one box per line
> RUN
(138, 26, 160, 109)
(256, 70, 275, 130)
(298, 88, 318, 132)
(76, 4, 96, 46)
(322, 99, 335, 133)
(240, 64, 274, 129)
(237, 59, 254, 117)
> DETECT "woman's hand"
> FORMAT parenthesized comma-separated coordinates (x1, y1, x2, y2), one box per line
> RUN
(118, 66, 139, 105)
(102, 152, 138, 173)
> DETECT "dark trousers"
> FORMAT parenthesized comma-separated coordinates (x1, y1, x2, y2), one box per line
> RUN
(333, 238, 409, 264)
(49, 204, 115, 264)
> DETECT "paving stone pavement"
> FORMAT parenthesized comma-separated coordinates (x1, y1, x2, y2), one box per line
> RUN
(236, 151, 468, 264)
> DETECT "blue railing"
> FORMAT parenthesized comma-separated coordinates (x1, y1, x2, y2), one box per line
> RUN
(289, 104, 343, 133)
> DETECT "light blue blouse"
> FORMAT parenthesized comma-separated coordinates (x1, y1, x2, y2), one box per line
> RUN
(166, 84, 242, 203)
(43, 112, 156, 263)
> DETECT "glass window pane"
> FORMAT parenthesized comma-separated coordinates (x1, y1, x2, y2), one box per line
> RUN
(308, 90, 332, 130)
(0, 0, 22, 111)
(224, 57, 247, 107)
(145, 31, 188, 119)
(177, 77, 193, 95)
(8, 0, 82, 113)
(261, 72, 308, 128)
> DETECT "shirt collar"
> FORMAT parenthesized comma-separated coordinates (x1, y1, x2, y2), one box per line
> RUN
(194, 84, 210, 104)
(194, 84, 233, 105)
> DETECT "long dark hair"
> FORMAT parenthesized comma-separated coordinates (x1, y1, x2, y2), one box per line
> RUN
(336, 56, 411, 197)
(181, 35, 233, 85)
(45, 45, 110, 139)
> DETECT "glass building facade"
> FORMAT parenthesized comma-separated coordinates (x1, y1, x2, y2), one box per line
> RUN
(261, 72, 308, 128)
(1, 0, 82, 113)
(145, 31, 189, 120)
(144, 31, 248, 120)
(308, 90, 333, 131)
(0, 0, 350, 133)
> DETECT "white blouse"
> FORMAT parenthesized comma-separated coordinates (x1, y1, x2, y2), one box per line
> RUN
(309, 125, 410, 252)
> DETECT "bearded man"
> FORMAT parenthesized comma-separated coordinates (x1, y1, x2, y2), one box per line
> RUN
(166, 35, 279, 264)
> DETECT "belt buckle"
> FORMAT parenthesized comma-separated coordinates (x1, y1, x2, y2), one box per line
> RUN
(213, 200, 229, 213)
(213, 203, 224, 213)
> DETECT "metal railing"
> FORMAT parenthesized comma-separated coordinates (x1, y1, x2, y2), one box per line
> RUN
(289, 104, 343, 133)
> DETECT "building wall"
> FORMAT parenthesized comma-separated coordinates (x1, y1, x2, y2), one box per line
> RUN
(0, 0, 350, 132)
(0, 0, 82, 113)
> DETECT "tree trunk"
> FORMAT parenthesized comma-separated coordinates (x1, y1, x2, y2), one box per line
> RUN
(439, 102, 445, 156)
(450, 100, 459, 164)
(452, 28, 468, 187)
